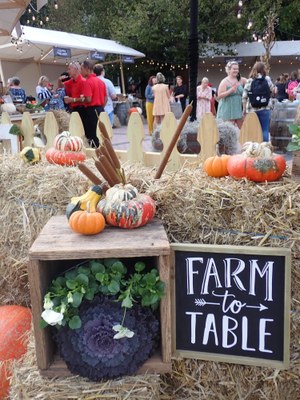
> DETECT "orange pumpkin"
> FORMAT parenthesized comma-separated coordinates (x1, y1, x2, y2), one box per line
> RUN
(0, 306, 32, 399)
(69, 205, 105, 235)
(227, 154, 286, 182)
(203, 154, 231, 177)
(45, 148, 86, 166)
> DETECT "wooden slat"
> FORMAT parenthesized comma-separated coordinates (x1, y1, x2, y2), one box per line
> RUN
(21, 111, 35, 148)
(292, 150, 300, 180)
(43, 111, 58, 150)
(127, 112, 145, 163)
(159, 112, 180, 171)
(29, 216, 170, 260)
(39, 352, 172, 377)
(69, 111, 85, 138)
(198, 112, 219, 161)
(159, 254, 172, 363)
(240, 112, 263, 144)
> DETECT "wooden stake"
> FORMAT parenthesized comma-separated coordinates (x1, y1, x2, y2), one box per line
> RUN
(154, 103, 193, 179)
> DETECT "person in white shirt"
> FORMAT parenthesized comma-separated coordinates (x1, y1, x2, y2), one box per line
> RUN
(93, 64, 117, 126)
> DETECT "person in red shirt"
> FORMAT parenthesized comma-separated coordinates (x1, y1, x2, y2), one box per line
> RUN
(80, 60, 107, 148)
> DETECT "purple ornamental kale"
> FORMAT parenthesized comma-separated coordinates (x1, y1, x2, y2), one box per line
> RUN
(54, 296, 160, 381)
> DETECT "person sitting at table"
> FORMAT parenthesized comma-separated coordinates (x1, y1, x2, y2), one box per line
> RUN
(8, 77, 27, 104)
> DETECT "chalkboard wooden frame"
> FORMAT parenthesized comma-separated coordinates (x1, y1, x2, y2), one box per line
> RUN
(171, 244, 291, 369)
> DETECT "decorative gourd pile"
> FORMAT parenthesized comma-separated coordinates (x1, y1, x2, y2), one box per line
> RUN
(66, 122, 156, 234)
(46, 131, 86, 166)
(204, 142, 286, 182)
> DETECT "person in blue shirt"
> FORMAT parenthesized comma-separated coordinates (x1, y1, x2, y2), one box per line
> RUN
(145, 75, 157, 135)
(8, 77, 27, 103)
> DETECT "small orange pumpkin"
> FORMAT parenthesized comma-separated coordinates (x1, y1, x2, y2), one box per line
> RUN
(203, 154, 231, 177)
(69, 203, 105, 235)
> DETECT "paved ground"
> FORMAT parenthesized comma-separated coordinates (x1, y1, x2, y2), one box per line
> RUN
(110, 123, 293, 166)
(111, 123, 153, 152)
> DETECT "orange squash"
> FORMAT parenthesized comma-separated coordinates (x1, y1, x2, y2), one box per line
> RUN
(203, 154, 230, 177)
(69, 205, 106, 235)
(45, 148, 86, 166)
(0, 306, 32, 399)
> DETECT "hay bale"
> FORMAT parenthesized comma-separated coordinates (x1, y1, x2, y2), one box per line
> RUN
(1, 154, 300, 399)
(0, 154, 89, 306)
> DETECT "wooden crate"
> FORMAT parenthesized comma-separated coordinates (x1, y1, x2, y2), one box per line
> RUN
(28, 216, 172, 378)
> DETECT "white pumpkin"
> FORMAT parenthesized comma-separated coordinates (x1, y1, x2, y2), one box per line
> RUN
(1, 103, 16, 114)
(53, 131, 83, 152)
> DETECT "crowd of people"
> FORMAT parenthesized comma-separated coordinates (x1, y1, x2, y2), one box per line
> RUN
(5, 61, 117, 148)
(4, 60, 300, 147)
(144, 63, 300, 143)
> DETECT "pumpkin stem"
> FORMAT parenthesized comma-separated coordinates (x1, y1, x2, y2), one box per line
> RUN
(86, 201, 91, 213)
(120, 168, 127, 185)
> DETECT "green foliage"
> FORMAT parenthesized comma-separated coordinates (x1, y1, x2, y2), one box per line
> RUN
(287, 125, 300, 151)
(9, 124, 21, 136)
(41, 258, 165, 330)
(20, 0, 300, 66)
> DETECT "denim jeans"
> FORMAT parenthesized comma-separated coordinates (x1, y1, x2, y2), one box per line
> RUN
(255, 109, 271, 142)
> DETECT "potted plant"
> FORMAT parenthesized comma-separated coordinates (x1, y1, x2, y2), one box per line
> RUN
(41, 258, 165, 381)
(287, 125, 300, 179)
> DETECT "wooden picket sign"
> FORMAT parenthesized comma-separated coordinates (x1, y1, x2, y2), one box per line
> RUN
(240, 112, 263, 144)
(198, 112, 219, 161)
(127, 111, 145, 163)
(43, 112, 59, 150)
(21, 112, 35, 148)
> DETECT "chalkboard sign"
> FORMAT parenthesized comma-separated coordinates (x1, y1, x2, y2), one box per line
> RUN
(171, 244, 291, 368)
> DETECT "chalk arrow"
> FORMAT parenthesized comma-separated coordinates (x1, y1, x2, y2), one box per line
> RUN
(246, 303, 268, 312)
(194, 298, 220, 307)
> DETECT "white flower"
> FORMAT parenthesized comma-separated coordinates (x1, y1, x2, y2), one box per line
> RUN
(112, 324, 135, 339)
(60, 302, 67, 314)
(41, 309, 64, 326)
(43, 295, 54, 310)
(67, 292, 73, 304)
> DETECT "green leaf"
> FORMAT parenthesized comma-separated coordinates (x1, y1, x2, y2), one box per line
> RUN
(108, 280, 120, 294)
(134, 262, 145, 272)
(78, 266, 91, 275)
(9, 124, 21, 136)
(95, 272, 105, 283)
(52, 276, 66, 287)
(75, 273, 89, 286)
(66, 279, 77, 290)
(287, 142, 300, 151)
(90, 260, 105, 274)
(288, 124, 300, 136)
(85, 288, 95, 301)
(104, 258, 118, 268)
(68, 315, 82, 329)
(72, 292, 83, 307)
(65, 270, 78, 280)
(111, 261, 127, 274)
(39, 318, 48, 329)
(122, 296, 133, 308)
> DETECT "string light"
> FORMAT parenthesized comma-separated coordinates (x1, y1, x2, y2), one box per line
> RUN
(54, 1, 58, 10)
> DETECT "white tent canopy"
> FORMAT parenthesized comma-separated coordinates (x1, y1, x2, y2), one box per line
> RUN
(0, 0, 30, 36)
(0, 25, 145, 65)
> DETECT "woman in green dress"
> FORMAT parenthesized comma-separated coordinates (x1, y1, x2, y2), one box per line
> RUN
(217, 61, 244, 128)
